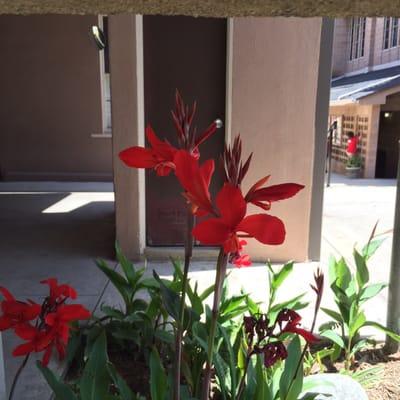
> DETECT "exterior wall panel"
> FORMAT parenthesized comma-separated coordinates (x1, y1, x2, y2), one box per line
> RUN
(0, 15, 112, 181)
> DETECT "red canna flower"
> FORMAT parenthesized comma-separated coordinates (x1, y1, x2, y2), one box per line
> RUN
(171, 90, 218, 153)
(192, 184, 286, 254)
(263, 342, 288, 367)
(42, 304, 90, 365)
(13, 324, 52, 358)
(245, 176, 305, 211)
(119, 91, 220, 178)
(174, 150, 215, 216)
(277, 309, 318, 343)
(119, 125, 178, 176)
(0, 287, 41, 331)
(41, 278, 77, 304)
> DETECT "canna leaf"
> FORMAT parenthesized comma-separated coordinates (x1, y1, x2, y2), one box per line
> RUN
(359, 283, 387, 303)
(279, 336, 303, 400)
(320, 330, 345, 349)
(80, 331, 110, 400)
(37, 361, 78, 400)
(271, 261, 294, 290)
(353, 250, 369, 288)
(149, 348, 168, 400)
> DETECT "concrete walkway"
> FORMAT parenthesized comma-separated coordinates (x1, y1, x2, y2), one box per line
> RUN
(0, 175, 397, 399)
(0, 182, 115, 399)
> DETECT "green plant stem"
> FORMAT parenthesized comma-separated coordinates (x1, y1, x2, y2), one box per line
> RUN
(345, 336, 352, 371)
(201, 249, 228, 400)
(9, 353, 30, 400)
(173, 211, 194, 400)
(237, 353, 251, 400)
(283, 295, 320, 400)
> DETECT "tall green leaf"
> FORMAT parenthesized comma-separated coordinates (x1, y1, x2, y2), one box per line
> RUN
(36, 362, 78, 400)
(80, 331, 110, 400)
(279, 336, 303, 400)
(359, 283, 387, 303)
(364, 321, 400, 341)
(362, 238, 385, 260)
(320, 330, 345, 349)
(149, 348, 168, 400)
(353, 250, 369, 288)
(271, 262, 294, 290)
(153, 271, 180, 320)
(107, 362, 135, 400)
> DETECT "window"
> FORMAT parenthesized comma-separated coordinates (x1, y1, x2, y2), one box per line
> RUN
(349, 17, 366, 60)
(100, 16, 111, 133)
(383, 17, 399, 50)
(91, 16, 111, 137)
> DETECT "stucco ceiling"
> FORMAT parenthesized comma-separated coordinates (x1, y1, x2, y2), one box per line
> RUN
(1, 0, 400, 17)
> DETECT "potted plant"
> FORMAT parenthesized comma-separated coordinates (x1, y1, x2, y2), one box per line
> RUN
(345, 154, 362, 178)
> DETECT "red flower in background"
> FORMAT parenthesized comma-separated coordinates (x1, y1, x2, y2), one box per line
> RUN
(41, 278, 77, 304)
(192, 184, 286, 254)
(0, 287, 41, 331)
(13, 324, 52, 357)
(0, 280, 90, 366)
(119, 125, 178, 176)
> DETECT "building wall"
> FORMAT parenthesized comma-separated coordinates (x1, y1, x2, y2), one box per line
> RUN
(332, 17, 400, 77)
(230, 17, 332, 262)
(373, 18, 400, 66)
(0, 15, 112, 181)
(329, 104, 380, 178)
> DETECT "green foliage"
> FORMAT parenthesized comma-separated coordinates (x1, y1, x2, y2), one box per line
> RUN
(320, 237, 400, 369)
(40, 246, 321, 400)
(38, 332, 145, 400)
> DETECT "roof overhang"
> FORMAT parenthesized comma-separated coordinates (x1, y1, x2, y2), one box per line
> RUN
(330, 99, 358, 106)
(2, 0, 400, 16)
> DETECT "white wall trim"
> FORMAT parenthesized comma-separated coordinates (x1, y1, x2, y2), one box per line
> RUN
(135, 14, 146, 254)
(225, 18, 234, 145)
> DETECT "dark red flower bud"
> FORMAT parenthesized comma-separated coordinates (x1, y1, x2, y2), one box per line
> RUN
(243, 316, 257, 336)
(263, 342, 288, 368)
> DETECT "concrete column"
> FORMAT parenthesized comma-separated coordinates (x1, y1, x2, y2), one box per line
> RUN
(364, 104, 380, 178)
(109, 15, 145, 259)
(228, 17, 334, 262)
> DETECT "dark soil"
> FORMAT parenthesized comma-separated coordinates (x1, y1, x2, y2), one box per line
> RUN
(109, 348, 150, 398)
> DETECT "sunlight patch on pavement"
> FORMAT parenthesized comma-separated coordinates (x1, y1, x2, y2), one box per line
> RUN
(42, 192, 114, 213)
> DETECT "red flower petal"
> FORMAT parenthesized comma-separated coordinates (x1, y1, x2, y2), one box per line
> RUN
(119, 147, 156, 169)
(15, 323, 38, 340)
(0, 316, 12, 331)
(192, 219, 231, 246)
(247, 183, 304, 203)
(41, 344, 53, 366)
(57, 304, 91, 322)
(237, 214, 286, 245)
(216, 184, 246, 228)
(0, 287, 15, 301)
(284, 324, 319, 344)
(146, 125, 177, 161)
(12, 342, 35, 357)
(174, 150, 214, 215)
(245, 175, 270, 198)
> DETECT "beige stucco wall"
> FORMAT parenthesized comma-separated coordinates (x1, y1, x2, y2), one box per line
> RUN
(0, 15, 112, 181)
(229, 17, 332, 262)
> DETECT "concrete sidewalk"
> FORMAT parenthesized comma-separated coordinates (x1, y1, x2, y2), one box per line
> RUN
(0, 175, 397, 399)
